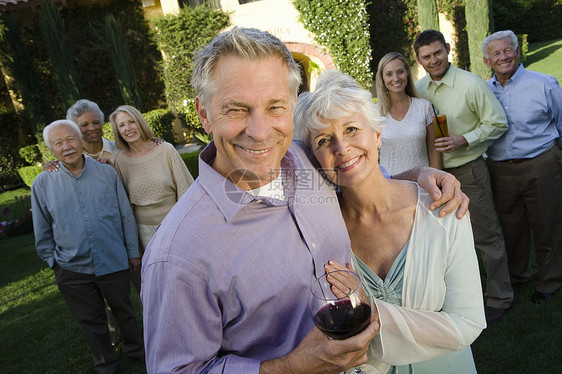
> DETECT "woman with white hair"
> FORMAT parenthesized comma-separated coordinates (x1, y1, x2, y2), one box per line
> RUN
(66, 99, 117, 161)
(293, 69, 485, 374)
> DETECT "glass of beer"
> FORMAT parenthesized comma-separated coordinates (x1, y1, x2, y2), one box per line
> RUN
(433, 114, 449, 138)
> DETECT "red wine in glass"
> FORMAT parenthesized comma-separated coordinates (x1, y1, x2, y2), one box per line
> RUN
(310, 269, 374, 374)
(313, 299, 371, 339)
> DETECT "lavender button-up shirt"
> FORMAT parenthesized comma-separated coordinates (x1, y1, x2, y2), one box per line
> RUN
(141, 141, 351, 373)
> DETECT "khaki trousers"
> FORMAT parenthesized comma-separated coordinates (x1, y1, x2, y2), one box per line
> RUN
(488, 145, 562, 293)
(446, 157, 513, 308)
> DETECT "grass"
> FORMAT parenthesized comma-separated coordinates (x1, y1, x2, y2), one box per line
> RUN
(525, 38, 562, 82)
(0, 234, 146, 373)
(2, 236, 561, 373)
(0, 187, 30, 222)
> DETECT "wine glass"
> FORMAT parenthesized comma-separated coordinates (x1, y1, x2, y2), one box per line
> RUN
(310, 269, 373, 374)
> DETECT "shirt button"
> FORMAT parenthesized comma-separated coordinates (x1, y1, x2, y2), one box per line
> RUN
(312, 242, 317, 249)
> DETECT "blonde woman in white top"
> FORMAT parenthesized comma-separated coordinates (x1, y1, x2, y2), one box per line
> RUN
(376, 52, 442, 175)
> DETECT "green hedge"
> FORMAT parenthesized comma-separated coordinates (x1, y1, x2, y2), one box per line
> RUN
(369, 0, 419, 71)
(294, 0, 372, 88)
(151, 6, 229, 137)
(0, 111, 34, 188)
(493, 0, 562, 43)
(181, 150, 202, 179)
(144, 109, 177, 146)
(18, 166, 42, 188)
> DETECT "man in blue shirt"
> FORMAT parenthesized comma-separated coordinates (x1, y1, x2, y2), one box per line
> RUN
(31, 120, 144, 374)
(482, 30, 562, 304)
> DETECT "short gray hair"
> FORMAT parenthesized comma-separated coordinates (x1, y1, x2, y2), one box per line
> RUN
(66, 99, 104, 124)
(293, 70, 385, 147)
(482, 30, 518, 58)
(43, 120, 82, 150)
(191, 27, 302, 108)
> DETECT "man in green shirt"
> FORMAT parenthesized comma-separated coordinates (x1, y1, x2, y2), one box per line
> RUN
(414, 30, 513, 325)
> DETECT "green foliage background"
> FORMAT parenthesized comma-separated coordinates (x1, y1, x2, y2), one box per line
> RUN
(493, 0, 562, 43)
(294, 0, 372, 88)
(16, 0, 165, 123)
(417, 0, 439, 31)
(151, 6, 229, 111)
(143, 109, 177, 146)
(368, 0, 419, 73)
(151, 6, 229, 138)
(465, 0, 494, 79)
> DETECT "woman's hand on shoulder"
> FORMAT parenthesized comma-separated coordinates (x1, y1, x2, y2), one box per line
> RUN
(96, 158, 113, 167)
(43, 159, 59, 172)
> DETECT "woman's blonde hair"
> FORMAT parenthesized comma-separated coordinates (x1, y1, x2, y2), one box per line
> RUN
(375, 52, 419, 116)
(109, 105, 154, 150)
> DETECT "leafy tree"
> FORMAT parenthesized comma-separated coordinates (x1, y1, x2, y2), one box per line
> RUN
(466, 0, 494, 79)
(39, 0, 81, 109)
(417, 0, 440, 31)
(104, 13, 142, 111)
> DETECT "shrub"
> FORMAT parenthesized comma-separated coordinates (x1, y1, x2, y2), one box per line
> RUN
(143, 109, 177, 146)
(151, 6, 230, 113)
(368, 0, 419, 74)
(18, 144, 42, 165)
(517, 34, 528, 63)
(493, 0, 562, 43)
(0, 194, 33, 239)
(102, 122, 115, 142)
(466, 0, 494, 79)
(181, 150, 202, 179)
(18, 166, 42, 188)
(294, 0, 372, 88)
(0, 111, 31, 189)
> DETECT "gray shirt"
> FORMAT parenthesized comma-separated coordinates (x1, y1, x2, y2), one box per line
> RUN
(31, 157, 139, 276)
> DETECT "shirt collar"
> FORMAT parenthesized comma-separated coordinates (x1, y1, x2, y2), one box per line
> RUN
(491, 63, 524, 87)
(420, 63, 456, 90)
(437, 63, 456, 88)
(58, 155, 87, 178)
(197, 141, 297, 223)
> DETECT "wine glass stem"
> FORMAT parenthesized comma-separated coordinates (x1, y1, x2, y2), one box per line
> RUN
(354, 367, 363, 373)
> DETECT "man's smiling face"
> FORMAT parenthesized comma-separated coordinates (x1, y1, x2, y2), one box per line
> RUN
(196, 54, 295, 190)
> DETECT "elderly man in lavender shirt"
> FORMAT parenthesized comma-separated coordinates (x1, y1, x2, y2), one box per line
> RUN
(141, 27, 468, 374)
(482, 30, 562, 304)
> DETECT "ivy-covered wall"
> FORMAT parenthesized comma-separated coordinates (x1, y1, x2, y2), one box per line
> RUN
(293, 0, 372, 88)
(151, 6, 229, 138)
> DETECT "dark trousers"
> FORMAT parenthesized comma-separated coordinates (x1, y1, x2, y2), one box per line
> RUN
(445, 157, 513, 308)
(488, 145, 562, 293)
(54, 266, 144, 374)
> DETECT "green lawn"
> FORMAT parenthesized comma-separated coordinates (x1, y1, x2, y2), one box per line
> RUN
(0, 234, 146, 373)
(1, 232, 562, 373)
(525, 38, 562, 82)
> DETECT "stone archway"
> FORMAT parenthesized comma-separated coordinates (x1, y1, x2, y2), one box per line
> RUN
(284, 42, 335, 92)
